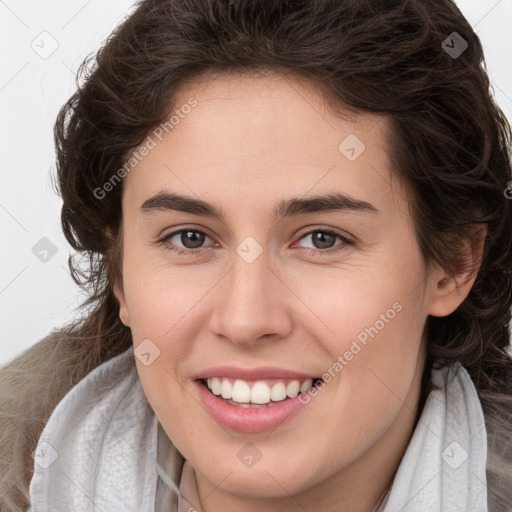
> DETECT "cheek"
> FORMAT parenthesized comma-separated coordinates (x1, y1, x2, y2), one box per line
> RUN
(291, 256, 427, 417)
(123, 273, 202, 442)
(121, 247, 213, 344)
(290, 261, 425, 358)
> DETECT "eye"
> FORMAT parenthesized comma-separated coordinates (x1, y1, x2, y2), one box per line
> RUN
(295, 228, 353, 255)
(157, 228, 216, 255)
(157, 226, 354, 257)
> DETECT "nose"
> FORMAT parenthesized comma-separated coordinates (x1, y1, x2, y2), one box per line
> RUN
(209, 249, 293, 348)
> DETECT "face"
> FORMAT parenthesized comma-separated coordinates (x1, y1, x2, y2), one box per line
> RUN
(114, 71, 469, 508)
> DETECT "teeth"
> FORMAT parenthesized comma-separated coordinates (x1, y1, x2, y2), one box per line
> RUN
(251, 382, 271, 404)
(300, 378, 313, 393)
(270, 382, 286, 401)
(205, 377, 317, 405)
(221, 379, 232, 399)
(286, 380, 300, 398)
(232, 380, 251, 403)
(211, 377, 222, 395)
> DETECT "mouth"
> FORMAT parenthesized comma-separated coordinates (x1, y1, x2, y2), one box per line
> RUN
(195, 374, 326, 432)
(199, 376, 324, 408)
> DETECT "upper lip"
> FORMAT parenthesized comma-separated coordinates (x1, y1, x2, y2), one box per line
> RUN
(193, 366, 320, 381)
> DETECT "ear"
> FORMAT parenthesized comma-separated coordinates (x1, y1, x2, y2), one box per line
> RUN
(106, 225, 131, 327)
(113, 280, 131, 327)
(427, 224, 487, 317)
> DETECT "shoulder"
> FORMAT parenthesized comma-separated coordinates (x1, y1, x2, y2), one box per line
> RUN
(0, 329, 70, 511)
(479, 387, 512, 511)
(0, 328, 133, 512)
(27, 343, 158, 512)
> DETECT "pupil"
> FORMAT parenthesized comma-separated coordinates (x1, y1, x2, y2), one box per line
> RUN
(182, 230, 204, 249)
(313, 231, 335, 249)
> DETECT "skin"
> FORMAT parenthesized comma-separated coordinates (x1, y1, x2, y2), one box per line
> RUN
(114, 70, 480, 512)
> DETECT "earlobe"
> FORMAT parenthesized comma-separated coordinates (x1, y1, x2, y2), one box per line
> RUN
(427, 224, 487, 318)
(427, 272, 477, 317)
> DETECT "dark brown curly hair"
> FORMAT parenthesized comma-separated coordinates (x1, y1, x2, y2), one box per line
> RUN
(1, 0, 511, 510)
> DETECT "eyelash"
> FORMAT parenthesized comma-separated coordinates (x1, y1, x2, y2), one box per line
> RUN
(156, 226, 354, 257)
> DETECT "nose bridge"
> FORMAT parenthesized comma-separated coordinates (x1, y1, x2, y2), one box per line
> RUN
(210, 242, 291, 345)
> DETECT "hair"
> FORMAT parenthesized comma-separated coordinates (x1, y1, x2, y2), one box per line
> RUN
(1, 0, 512, 510)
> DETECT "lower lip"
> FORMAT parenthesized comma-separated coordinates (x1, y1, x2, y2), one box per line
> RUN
(195, 380, 310, 433)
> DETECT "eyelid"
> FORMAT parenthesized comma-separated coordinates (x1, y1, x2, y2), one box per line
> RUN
(157, 225, 218, 252)
(292, 227, 354, 256)
(295, 225, 355, 244)
(157, 224, 216, 241)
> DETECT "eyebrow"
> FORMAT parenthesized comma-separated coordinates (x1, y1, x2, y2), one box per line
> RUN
(140, 191, 378, 220)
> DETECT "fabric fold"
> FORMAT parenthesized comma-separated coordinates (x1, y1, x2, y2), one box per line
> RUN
(28, 348, 159, 512)
(381, 363, 488, 512)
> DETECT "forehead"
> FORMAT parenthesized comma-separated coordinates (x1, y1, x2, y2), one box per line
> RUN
(122, 70, 406, 220)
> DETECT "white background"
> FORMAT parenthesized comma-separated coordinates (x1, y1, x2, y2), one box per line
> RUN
(1, 0, 511, 366)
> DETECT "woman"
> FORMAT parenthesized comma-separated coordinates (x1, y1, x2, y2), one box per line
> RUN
(1, 0, 511, 510)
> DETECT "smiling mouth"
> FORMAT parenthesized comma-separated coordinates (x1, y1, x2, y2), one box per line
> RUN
(200, 377, 324, 408)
